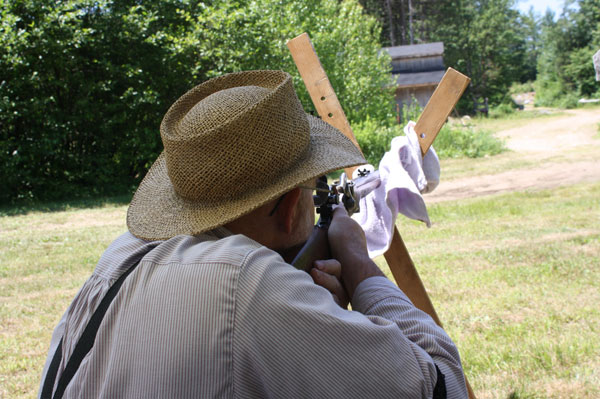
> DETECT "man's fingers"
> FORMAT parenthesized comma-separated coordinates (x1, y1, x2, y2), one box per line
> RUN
(310, 267, 339, 292)
(310, 267, 349, 308)
(313, 259, 341, 279)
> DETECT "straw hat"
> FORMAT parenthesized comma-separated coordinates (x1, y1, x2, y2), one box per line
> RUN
(127, 70, 365, 240)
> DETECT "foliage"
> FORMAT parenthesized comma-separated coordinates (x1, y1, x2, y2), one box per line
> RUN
(0, 0, 395, 204)
(353, 118, 402, 166)
(359, 0, 533, 113)
(434, 124, 506, 159)
(518, 7, 542, 84)
(558, 93, 581, 109)
(489, 103, 517, 118)
(535, 0, 600, 106)
(0, 0, 203, 204)
(453, 0, 528, 110)
(509, 80, 535, 94)
(196, 0, 395, 124)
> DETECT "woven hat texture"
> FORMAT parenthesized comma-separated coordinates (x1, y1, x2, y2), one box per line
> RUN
(127, 70, 365, 240)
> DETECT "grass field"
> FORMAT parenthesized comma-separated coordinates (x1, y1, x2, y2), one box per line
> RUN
(1, 181, 598, 398)
(377, 183, 600, 398)
(2, 105, 599, 398)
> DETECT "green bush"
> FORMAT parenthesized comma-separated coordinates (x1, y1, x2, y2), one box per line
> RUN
(489, 103, 516, 118)
(398, 96, 423, 123)
(1, 0, 200, 203)
(434, 125, 506, 159)
(0, 0, 394, 205)
(353, 117, 506, 166)
(558, 93, 580, 109)
(509, 81, 535, 94)
(353, 118, 402, 166)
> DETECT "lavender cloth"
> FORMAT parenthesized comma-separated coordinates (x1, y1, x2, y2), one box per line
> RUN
(352, 121, 440, 258)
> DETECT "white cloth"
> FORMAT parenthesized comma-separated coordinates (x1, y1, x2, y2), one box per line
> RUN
(39, 230, 467, 398)
(353, 121, 440, 258)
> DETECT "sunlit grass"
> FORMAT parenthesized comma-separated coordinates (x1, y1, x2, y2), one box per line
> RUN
(466, 108, 567, 132)
(376, 183, 600, 398)
(1, 185, 599, 398)
(0, 204, 128, 398)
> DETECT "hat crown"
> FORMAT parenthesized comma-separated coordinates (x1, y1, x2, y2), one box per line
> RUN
(178, 85, 270, 137)
(161, 71, 310, 202)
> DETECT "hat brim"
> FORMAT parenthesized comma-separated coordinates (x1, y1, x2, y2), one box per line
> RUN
(127, 115, 365, 240)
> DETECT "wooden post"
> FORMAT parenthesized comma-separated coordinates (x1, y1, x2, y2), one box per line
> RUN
(286, 35, 362, 178)
(415, 68, 470, 155)
(287, 32, 476, 398)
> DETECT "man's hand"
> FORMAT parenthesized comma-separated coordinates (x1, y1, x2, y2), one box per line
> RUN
(327, 205, 384, 300)
(310, 259, 349, 308)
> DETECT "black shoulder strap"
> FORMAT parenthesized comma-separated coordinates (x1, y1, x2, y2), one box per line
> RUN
(41, 261, 140, 399)
(432, 363, 447, 399)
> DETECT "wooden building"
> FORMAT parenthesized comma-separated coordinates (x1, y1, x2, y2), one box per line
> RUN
(383, 42, 445, 113)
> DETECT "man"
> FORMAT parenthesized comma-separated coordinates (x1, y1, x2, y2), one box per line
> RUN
(39, 70, 467, 398)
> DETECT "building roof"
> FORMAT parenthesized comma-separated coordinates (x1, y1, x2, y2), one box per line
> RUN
(384, 42, 444, 60)
(393, 70, 446, 88)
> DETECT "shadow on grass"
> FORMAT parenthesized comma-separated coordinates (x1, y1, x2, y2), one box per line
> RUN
(0, 194, 133, 217)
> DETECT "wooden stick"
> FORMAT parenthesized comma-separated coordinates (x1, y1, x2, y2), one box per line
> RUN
(286, 34, 361, 178)
(415, 68, 470, 156)
(287, 32, 476, 398)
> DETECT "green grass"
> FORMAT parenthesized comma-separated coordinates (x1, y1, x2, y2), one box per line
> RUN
(466, 108, 567, 132)
(0, 195, 132, 217)
(1, 183, 599, 398)
(374, 183, 600, 398)
(0, 204, 128, 397)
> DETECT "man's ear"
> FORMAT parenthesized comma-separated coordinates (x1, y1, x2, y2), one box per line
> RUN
(275, 187, 302, 234)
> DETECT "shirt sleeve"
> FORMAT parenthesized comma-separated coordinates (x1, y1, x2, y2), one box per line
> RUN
(353, 276, 467, 398)
(232, 247, 467, 399)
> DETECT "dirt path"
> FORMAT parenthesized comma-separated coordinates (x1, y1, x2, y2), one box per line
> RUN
(426, 107, 600, 203)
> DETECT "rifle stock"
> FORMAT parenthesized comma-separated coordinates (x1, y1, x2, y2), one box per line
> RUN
(291, 225, 330, 272)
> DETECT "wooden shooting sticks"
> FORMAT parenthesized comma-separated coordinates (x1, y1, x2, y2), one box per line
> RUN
(287, 33, 475, 398)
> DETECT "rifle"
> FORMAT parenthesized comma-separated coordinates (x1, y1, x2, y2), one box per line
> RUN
(291, 172, 376, 272)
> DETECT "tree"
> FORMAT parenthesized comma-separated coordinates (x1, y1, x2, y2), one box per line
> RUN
(195, 0, 394, 124)
(359, 0, 531, 112)
(519, 7, 542, 83)
(0, 0, 204, 203)
(0, 0, 394, 204)
(461, 0, 527, 106)
(535, 0, 600, 106)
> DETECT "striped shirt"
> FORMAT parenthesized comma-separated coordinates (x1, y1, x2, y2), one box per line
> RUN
(39, 229, 467, 398)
